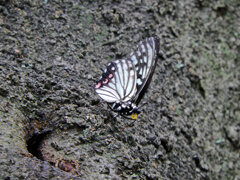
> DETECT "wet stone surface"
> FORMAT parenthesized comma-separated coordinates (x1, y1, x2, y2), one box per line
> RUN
(0, 0, 239, 179)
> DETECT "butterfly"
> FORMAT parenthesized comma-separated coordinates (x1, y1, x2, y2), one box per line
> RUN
(94, 37, 159, 118)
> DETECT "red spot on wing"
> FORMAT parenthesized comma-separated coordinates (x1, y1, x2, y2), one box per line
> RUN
(103, 79, 109, 84)
(95, 82, 102, 89)
(109, 74, 113, 78)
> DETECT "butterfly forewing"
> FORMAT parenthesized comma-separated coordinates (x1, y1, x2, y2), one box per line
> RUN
(130, 37, 159, 104)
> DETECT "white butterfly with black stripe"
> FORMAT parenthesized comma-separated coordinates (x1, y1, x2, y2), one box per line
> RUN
(94, 37, 159, 117)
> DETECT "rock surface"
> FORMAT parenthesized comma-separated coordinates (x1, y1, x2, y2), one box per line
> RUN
(0, 0, 239, 179)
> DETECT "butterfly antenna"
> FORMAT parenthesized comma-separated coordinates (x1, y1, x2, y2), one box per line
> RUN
(138, 101, 148, 109)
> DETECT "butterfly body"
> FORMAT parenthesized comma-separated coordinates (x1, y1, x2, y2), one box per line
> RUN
(94, 37, 159, 117)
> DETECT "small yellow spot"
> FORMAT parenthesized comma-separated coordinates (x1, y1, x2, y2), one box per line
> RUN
(131, 113, 138, 120)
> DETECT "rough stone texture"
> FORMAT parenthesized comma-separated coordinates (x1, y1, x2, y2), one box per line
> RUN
(0, 0, 239, 179)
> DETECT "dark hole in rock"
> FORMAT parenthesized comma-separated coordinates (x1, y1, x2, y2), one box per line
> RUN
(26, 129, 51, 160)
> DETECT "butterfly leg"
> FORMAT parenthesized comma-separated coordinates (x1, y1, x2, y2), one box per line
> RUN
(129, 104, 141, 114)
(111, 101, 121, 110)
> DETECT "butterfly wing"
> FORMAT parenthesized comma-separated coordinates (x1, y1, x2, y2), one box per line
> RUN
(129, 37, 159, 105)
(94, 59, 137, 103)
(94, 37, 159, 112)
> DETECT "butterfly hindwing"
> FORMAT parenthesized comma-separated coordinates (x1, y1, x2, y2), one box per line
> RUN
(113, 59, 137, 102)
(95, 59, 137, 103)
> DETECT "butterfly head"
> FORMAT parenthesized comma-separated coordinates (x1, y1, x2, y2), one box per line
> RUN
(111, 101, 141, 116)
